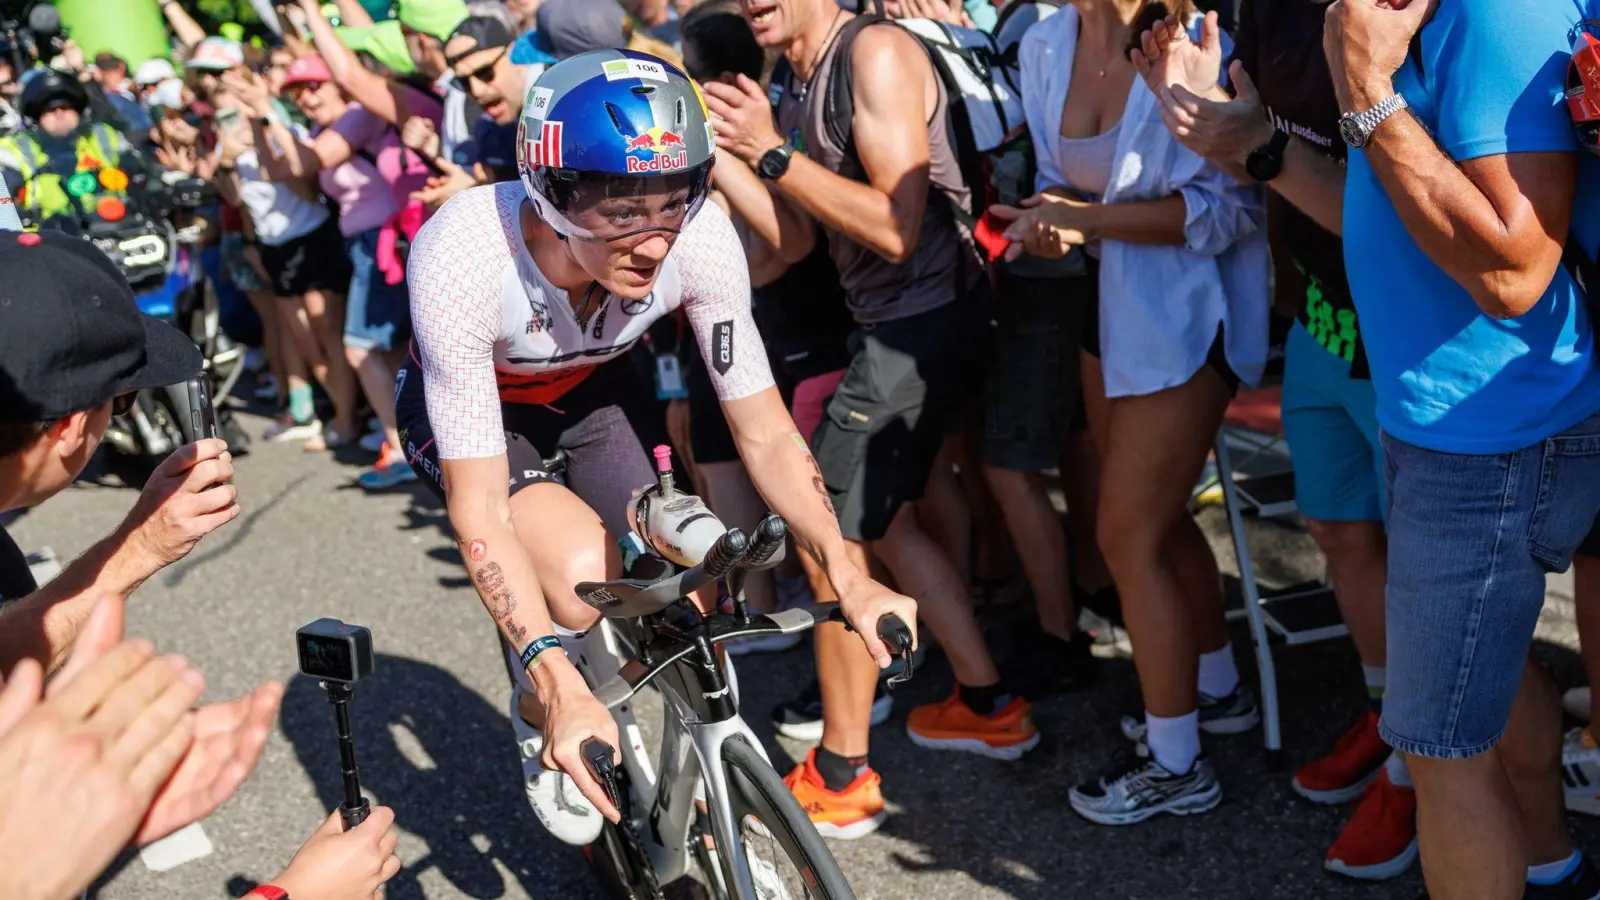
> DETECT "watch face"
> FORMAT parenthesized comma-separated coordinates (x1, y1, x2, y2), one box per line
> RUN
(1245, 148, 1280, 182)
(1339, 116, 1367, 148)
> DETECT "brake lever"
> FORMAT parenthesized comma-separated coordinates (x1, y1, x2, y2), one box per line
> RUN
(581, 738, 623, 813)
(829, 609, 916, 691)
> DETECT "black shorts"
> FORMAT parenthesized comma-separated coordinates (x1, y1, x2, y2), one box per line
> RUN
(684, 332, 739, 466)
(1580, 512, 1600, 559)
(982, 270, 1092, 470)
(261, 217, 352, 297)
(811, 293, 987, 542)
(395, 350, 671, 540)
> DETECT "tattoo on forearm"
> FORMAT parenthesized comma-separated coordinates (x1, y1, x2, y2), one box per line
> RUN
(460, 537, 488, 563)
(791, 434, 836, 517)
(505, 620, 528, 644)
(474, 561, 516, 622)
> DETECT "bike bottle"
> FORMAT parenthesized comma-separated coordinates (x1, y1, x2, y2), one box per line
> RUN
(630, 445, 727, 568)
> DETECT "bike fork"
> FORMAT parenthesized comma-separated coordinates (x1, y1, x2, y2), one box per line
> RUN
(690, 719, 767, 900)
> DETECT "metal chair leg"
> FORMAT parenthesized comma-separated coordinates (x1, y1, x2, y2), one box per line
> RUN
(1215, 431, 1282, 757)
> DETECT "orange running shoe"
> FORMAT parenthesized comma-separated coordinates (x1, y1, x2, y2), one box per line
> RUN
(784, 750, 886, 840)
(1324, 769, 1418, 881)
(1292, 710, 1389, 805)
(905, 691, 1040, 760)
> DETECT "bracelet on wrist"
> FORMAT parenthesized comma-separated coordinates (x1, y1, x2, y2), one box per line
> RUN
(519, 635, 566, 674)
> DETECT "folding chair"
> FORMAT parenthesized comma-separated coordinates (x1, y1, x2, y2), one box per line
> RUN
(1207, 387, 1347, 765)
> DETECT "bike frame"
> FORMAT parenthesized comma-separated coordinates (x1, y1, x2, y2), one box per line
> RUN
(575, 605, 827, 898)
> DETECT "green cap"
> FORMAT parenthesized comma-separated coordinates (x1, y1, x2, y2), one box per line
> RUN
(336, 19, 414, 76)
(395, 0, 468, 40)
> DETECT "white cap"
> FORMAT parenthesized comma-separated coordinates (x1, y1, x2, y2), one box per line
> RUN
(149, 78, 185, 111)
(184, 36, 244, 71)
(134, 58, 177, 86)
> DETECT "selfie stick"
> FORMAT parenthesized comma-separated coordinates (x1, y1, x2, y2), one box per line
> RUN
(325, 682, 370, 828)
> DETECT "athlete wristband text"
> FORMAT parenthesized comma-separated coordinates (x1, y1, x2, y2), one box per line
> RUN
(519, 635, 564, 672)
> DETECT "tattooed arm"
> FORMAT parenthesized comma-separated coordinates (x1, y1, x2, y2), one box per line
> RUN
(721, 387, 919, 666)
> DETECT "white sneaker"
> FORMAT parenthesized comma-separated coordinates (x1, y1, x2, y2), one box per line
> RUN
(509, 689, 606, 845)
(264, 415, 320, 442)
(1564, 727, 1600, 816)
(1565, 687, 1592, 723)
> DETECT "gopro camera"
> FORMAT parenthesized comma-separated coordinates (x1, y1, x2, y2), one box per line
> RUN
(296, 618, 374, 685)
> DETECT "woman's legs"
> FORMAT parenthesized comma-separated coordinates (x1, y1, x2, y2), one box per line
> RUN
(300, 289, 359, 437)
(913, 433, 974, 589)
(1095, 366, 1231, 767)
(347, 344, 402, 450)
(245, 289, 287, 406)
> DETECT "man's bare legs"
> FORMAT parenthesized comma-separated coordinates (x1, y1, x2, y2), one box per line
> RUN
(1410, 660, 1571, 899)
(914, 434, 973, 589)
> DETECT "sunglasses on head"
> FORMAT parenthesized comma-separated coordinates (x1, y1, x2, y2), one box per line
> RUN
(451, 44, 509, 92)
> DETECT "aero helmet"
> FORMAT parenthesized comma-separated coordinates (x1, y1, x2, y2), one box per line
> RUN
(517, 49, 715, 241)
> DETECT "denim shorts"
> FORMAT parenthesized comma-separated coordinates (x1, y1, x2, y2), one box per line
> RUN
(1281, 321, 1384, 522)
(344, 227, 411, 352)
(1381, 407, 1600, 759)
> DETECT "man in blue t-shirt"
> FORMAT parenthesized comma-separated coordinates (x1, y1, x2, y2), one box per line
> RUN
(1330, 0, 1600, 895)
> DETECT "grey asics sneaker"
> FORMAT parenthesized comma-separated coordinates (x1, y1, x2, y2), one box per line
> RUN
(1119, 684, 1260, 742)
(1069, 749, 1223, 826)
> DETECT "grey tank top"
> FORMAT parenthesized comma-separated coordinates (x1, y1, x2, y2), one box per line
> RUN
(775, 21, 978, 325)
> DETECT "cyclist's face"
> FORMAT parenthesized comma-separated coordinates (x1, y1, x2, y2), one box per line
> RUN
(569, 226, 680, 300)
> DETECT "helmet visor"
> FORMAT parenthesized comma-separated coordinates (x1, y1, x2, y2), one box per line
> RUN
(533, 163, 711, 243)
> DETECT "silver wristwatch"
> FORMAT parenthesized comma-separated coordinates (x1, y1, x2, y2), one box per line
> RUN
(1339, 92, 1408, 149)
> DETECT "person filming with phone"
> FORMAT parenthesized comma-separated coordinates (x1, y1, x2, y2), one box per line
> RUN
(0, 230, 241, 674)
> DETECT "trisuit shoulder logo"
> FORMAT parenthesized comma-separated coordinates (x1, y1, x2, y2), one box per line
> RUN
(624, 127, 688, 174)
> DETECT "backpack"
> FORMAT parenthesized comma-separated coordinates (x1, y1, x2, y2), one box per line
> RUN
(771, 2, 1035, 245)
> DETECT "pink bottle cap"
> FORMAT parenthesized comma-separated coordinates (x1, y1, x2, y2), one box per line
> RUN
(653, 444, 673, 474)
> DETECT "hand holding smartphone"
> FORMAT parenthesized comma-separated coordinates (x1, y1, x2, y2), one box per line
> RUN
(185, 376, 219, 442)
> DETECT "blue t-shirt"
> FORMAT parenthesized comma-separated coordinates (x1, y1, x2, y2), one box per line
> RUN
(1343, 0, 1600, 454)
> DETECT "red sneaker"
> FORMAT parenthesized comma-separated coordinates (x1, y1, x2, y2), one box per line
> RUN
(1324, 769, 1419, 881)
(1292, 710, 1389, 804)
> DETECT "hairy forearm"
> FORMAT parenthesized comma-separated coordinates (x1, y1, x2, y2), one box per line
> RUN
(725, 394, 860, 584)
(1358, 89, 1560, 317)
(1262, 139, 1347, 236)
(0, 526, 152, 673)
(774, 153, 920, 264)
(1090, 196, 1189, 245)
(715, 151, 815, 263)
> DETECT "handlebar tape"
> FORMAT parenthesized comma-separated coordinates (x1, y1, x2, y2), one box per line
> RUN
(744, 515, 787, 567)
(702, 528, 748, 579)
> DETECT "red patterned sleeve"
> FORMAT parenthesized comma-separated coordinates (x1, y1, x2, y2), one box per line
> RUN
(406, 184, 519, 459)
(675, 202, 775, 402)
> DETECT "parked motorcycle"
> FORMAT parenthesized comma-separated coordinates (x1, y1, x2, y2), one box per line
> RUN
(53, 170, 251, 467)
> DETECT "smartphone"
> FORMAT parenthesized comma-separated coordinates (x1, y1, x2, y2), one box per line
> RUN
(185, 375, 218, 442)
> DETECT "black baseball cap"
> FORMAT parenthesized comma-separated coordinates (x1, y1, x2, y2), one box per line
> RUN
(0, 231, 202, 423)
(444, 16, 514, 67)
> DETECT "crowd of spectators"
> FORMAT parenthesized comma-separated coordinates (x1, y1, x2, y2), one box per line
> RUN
(1, 0, 1599, 897)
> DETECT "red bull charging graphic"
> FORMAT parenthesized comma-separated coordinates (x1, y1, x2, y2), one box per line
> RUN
(625, 127, 688, 173)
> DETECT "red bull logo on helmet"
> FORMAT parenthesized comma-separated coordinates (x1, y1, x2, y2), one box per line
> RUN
(625, 127, 689, 173)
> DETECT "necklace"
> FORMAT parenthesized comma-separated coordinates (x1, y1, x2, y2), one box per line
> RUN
(793, 9, 847, 102)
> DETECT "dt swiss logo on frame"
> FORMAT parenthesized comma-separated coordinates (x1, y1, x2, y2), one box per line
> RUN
(624, 127, 687, 173)
(526, 120, 563, 168)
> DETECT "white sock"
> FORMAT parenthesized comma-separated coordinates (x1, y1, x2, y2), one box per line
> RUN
(1362, 664, 1387, 691)
(1384, 751, 1411, 787)
(1197, 644, 1240, 698)
(1145, 710, 1201, 774)
(1527, 850, 1582, 885)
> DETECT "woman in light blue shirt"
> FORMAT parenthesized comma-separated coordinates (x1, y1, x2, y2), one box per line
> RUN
(995, 0, 1267, 825)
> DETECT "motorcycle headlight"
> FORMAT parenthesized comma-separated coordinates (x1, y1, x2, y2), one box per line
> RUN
(117, 234, 168, 268)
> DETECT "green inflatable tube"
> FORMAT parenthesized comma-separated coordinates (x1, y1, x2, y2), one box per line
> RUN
(54, 0, 173, 66)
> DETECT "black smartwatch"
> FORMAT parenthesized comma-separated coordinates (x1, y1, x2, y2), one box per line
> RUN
(1244, 128, 1291, 183)
(756, 143, 794, 181)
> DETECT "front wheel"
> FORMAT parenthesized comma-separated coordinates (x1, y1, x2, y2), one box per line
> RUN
(715, 737, 855, 900)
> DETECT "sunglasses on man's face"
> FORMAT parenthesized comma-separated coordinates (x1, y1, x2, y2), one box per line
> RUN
(451, 44, 509, 92)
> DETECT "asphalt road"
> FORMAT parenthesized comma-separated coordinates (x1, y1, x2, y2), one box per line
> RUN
(8, 408, 1596, 900)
